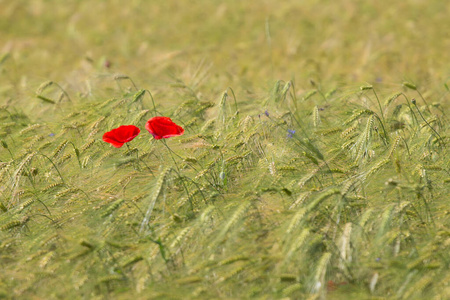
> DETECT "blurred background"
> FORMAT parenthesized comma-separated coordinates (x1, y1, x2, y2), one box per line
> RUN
(1, 0, 449, 103)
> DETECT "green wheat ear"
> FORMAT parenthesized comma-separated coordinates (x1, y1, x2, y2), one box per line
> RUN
(312, 105, 321, 127)
(284, 228, 310, 262)
(286, 208, 307, 236)
(214, 200, 252, 245)
(11, 152, 36, 193)
(80, 139, 95, 152)
(338, 222, 352, 274)
(20, 124, 42, 135)
(384, 92, 402, 108)
(114, 74, 138, 90)
(132, 109, 150, 124)
(18, 199, 35, 211)
(402, 81, 417, 90)
(35, 80, 71, 103)
(282, 283, 302, 297)
(52, 140, 69, 158)
(302, 90, 317, 101)
(130, 89, 145, 105)
(312, 252, 331, 294)
(36, 81, 54, 94)
(402, 275, 433, 299)
(139, 167, 172, 233)
(352, 114, 374, 163)
(360, 85, 373, 91)
(216, 90, 230, 131)
(102, 199, 124, 218)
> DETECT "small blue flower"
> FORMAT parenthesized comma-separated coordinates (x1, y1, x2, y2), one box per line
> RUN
(49, 133, 55, 137)
(264, 110, 269, 117)
(287, 129, 295, 138)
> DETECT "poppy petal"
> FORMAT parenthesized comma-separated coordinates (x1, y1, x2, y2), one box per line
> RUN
(115, 125, 141, 142)
(146, 116, 184, 139)
(102, 133, 125, 148)
(103, 125, 140, 147)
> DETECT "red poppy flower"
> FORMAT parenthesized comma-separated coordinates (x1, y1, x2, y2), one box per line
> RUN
(103, 125, 140, 148)
(145, 116, 184, 140)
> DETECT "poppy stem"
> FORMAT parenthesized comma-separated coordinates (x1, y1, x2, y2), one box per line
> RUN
(126, 143, 141, 171)
(136, 148, 155, 176)
(161, 140, 183, 159)
(145, 90, 158, 117)
(161, 140, 194, 211)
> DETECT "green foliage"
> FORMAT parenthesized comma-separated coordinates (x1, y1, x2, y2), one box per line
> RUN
(0, 73, 448, 299)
